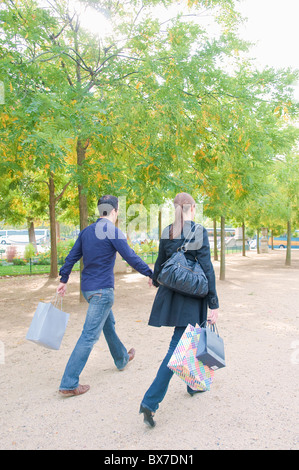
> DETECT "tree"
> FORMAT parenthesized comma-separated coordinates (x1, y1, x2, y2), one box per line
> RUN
(272, 153, 299, 266)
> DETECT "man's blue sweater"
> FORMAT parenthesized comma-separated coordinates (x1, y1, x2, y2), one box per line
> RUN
(59, 218, 153, 291)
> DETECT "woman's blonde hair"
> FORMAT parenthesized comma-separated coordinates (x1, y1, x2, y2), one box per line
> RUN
(169, 192, 196, 240)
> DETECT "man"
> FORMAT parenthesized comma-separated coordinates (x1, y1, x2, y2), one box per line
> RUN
(57, 195, 153, 397)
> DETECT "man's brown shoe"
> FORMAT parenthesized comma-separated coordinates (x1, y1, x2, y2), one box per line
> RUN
(59, 384, 90, 397)
(128, 348, 136, 362)
(119, 348, 136, 370)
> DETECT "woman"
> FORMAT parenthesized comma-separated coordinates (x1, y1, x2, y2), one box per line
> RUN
(139, 193, 219, 427)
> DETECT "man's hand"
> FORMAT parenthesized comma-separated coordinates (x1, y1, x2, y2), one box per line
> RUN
(57, 282, 67, 297)
(148, 278, 153, 288)
(207, 308, 219, 325)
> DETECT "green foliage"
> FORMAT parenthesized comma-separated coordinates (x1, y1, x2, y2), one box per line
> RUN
(24, 243, 36, 260)
(0, 0, 298, 243)
(57, 239, 76, 262)
(12, 257, 27, 266)
(35, 250, 51, 265)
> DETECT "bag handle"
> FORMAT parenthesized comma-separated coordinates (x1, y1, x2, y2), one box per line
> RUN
(199, 321, 220, 336)
(51, 293, 63, 310)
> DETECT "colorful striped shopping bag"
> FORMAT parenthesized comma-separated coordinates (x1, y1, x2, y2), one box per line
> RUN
(167, 323, 214, 391)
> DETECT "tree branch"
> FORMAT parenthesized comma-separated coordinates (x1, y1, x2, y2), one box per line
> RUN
(55, 180, 72, 203)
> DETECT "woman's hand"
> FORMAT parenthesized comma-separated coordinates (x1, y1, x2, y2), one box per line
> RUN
(207, 308, 219, 325)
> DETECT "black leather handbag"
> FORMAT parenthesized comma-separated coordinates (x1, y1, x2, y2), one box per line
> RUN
(157, 225, 208, 298)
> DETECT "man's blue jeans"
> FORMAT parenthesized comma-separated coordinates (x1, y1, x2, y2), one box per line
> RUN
(60, 288, 129, 391)
(141, 326, 195, 413)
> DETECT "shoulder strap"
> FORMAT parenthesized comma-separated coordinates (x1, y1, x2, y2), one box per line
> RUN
(181, 224, 203, 252)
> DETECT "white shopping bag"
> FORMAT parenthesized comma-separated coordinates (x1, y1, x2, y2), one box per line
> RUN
(26, 295, 69, 350)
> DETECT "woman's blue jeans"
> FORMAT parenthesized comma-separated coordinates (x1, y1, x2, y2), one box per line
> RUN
(141, 326, 194, 413)
(60, 288, 129, 391)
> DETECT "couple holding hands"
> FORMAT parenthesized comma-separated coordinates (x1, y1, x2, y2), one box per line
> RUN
(57, 193, 219, 428)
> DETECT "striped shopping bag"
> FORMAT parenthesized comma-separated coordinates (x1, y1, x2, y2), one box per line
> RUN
(167, 324, 214, 391)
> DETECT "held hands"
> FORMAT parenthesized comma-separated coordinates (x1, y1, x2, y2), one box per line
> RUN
(207, 308, 219, 325)
(57, 282, 67, 297)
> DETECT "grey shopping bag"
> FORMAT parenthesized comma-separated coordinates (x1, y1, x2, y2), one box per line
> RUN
(196, 323, 226, 370)
(26, 295, 69, 350)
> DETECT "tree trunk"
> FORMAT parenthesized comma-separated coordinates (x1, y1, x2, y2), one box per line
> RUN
(77, 138, 89, 301)
(77, 139, 89, 231)
(285, 220, 291, 266)
(49, 173, 58, 278)
(213, 219, 218, 261)
(242, 221, 246, 257)
(257, 228, 260, 254)
(271, 229, 274, 250)
(220, 215, 225, 281)
(27, 218, 37, 252)
(56, 221, 61, 242)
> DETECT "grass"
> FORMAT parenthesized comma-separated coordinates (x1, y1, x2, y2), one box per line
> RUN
(0, 262, 80, 277)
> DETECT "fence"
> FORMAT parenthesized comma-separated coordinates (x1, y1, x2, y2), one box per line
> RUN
(0, 246, 249, 277)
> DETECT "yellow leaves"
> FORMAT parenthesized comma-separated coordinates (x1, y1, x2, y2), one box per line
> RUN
(274, 106, 280, 115)
(146, 162, 154, 174)
(235, 188, 243, 198)
(95, 173, 109, 183)
(274, 103, 290, 121)
(282, 105, 290, 121)
(9, 82, 13, 92)
(244, 140, 251, 152)
(149, 109, 157, 118)
(169, 30, 174, 43)
(136, 82, 142, 90)
(201, 110, 208, 128)
(1, 113, 10, 128)
(187, 0, 199, 9)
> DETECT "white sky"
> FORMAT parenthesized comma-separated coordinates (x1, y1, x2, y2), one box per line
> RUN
(236, 0, 299, 99)
(236, 0, 299, 71)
